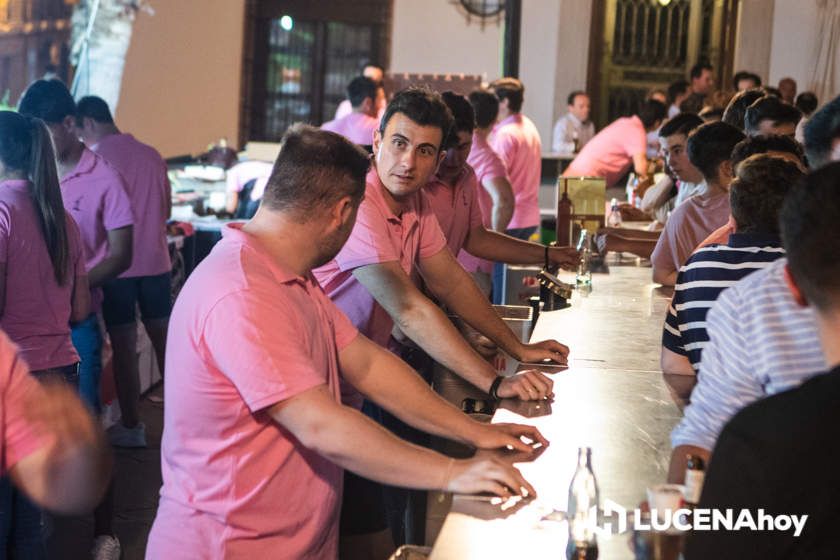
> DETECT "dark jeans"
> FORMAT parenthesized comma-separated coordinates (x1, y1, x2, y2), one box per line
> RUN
(492, 225, 539, 304)
(0, 364, 78, 559)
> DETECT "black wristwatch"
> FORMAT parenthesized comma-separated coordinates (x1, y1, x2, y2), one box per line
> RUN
(489, 376, 504, 401)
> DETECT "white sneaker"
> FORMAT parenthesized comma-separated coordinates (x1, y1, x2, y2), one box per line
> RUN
(108, 422, 147, 448)
(92, 535, 121, 560)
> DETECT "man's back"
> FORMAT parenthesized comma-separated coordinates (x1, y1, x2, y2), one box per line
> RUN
(490, 114, 542, 230)
(564, 115, 646, 187)
(148, 223, 352, 559)
(94, 133, 171, 278)
(670, 259, 826, 453)
(321, 112, 378, 146)
(686, 365, 840, 559)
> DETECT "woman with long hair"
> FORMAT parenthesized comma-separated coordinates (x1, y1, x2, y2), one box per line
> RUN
(0, 110, 89, 557)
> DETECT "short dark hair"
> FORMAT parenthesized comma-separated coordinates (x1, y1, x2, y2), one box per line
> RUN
(795, 92, 819, 116)
(468, 89, 499, 129)
(347, 76, 378, 108)
(729, 154, 803, 235)
(659, 112, 703, 138)
(763, 86, 782, 99)
(686, 121, 745, 180)
(699, 106, 724, 122)
(261, 124, 370, 217)
(567, 90, 587, 106)
(441, 91, 475, 136)
(490, 77, 525, 113)
(731, 134, 805, 170)
(690, 62, 713, 80)
(638, 99, 667, 129)
(379, 87, 454, 151)
(17, 79, 75, 123)
(732, 71, 762, 90)
(803, 94, 840, 169)
(75, 95, 115, 126)
(667, 80, 689, 104)
(744, 96, 802, 135)
(781, 161, 840, 310)
(360, 61, 384, 75)
(722, 89, 766, 130)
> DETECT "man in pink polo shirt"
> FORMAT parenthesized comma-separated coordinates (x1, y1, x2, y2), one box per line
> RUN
(19, 79, 134, 559)
(428, 92, 579, 289)
(146, 125, 544, 560)
(564, 99, 667, 188)
(334, 62, 387, 121)
(76, 95, 172, 449)
(0, 329, 111, 515)
(321, 76, 380, 147)
(458, 89, 515, 292)
(224, 159, 273, 218)
(488, 78, 541, 240)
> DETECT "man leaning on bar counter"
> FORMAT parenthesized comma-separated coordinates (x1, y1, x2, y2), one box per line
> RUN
(146, 125, 547, 560)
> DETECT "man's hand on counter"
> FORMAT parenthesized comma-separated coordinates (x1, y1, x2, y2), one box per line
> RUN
(470, 422, 549, 454)
(548, 246, 581, 270)
(515, 339, 570, 365)
(497, 370, 554, 401)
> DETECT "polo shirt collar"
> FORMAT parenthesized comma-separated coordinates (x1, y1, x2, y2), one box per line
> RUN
(221, 222, 308, 286)
(62, 147, 98, 182)
(727, 232, 783, 248)
(365, 167, 421, 231)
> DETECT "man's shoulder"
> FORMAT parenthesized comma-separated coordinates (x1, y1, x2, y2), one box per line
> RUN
(714, 259, 786, 305)
(725, 367, 840, 445)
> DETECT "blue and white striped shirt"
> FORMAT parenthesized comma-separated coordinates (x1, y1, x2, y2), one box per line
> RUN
(671, 258, 826, 451)
(662, 234, 786, 371)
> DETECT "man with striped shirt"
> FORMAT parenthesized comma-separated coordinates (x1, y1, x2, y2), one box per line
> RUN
(661, 155, 802, 378)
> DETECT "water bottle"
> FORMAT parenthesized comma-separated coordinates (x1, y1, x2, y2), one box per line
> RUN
(607, 198, 622, 228)
(575, 230, 592, 286)
(567, 447, 600, 559)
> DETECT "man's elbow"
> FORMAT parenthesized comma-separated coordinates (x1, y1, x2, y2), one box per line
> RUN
(653, 267, 676, 287)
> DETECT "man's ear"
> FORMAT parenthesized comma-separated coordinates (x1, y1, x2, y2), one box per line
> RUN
(372, 128, 382, 159)
(783, 264, 809, 307)
(830, 137, 840, 163)
(720, 159, 735, 180)
(62, 115, 76, 134)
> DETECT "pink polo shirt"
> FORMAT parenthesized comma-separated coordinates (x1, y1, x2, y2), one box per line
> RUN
(226, 161, 274, 202)
(651, 191, 731, 274)
(314, 167, 448, 351)
(460, 133, 508, 273)
(93, 133, 171, 278)
(60, 149, 134, 311)
(424, 166, 484, 260)
(564, 115, 647, 188)
(147, 223, 358, 560)
(489, 114, 542, 230)
(321, 112, 378, 146)
(0, 180, 85, 370)
(0, 330, 46, 474)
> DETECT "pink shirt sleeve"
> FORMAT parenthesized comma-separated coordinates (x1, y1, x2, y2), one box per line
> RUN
(651, 211, 680, 273)
(1, 337, 45, 472)
(325, 292, 359, 351)
(203, 292, 335, 413)
(334, 198, 400, 271)
(490, 131, 515, 169)
(102, 174, 134, 231)
(417, 194, 449, 259)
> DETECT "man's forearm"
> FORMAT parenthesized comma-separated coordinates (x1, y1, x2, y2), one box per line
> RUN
(344, 337, 484, 445)
(466, 230, 544, 265)
(87, 256, 130, 288)
(395, 299, 498, 393)
(431, 266, 524, 359)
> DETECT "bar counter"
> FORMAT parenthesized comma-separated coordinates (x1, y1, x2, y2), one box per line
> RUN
(430, 262, 682, 559)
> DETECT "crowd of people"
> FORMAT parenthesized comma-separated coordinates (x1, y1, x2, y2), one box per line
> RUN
(0, 54, 838, 560)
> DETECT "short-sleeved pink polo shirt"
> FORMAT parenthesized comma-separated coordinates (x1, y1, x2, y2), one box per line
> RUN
(564, 115, 647, 188)
(321, 112, 379, 146)
(423, 165, 484, 258)
(0, 330, 46, 474)
(93, 133, 171, 278)
(489, 114, 542, 230)
(225, 161, 274, 202)
(460, 133, 509, 273)
(314, 167, 448, 351)
(0, 180, 85, 370)
(60, 149, 134, 311)
(146, 223, 358, 560)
